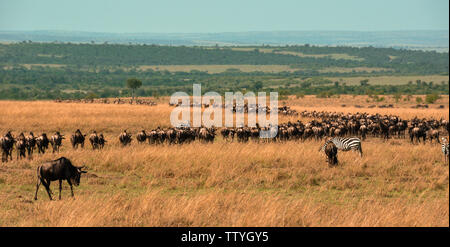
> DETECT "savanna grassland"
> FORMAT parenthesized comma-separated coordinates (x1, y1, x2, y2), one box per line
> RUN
(0, 96, 449, 227)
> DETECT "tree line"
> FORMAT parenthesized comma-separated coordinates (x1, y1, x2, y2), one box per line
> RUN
(0, 43, 448, 74)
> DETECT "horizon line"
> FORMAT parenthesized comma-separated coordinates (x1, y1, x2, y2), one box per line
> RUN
(0, 29, 449, 35)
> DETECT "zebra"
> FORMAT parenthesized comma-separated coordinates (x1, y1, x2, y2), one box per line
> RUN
(442, 137, 449, 163)
(319, 137, 363, 157)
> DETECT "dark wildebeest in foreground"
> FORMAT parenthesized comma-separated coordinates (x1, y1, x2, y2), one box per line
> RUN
(34, 157, 87, 200)
(50, 131, 64, 153)
(324, 142, 338, 166)
(119, 130, 132, 146)
(136, 130, 147, 144)
(1, 131, 15, 162)
(36, 133, 50, 154)
(71, 129, 86, 149)
(16, 133, 27, 160)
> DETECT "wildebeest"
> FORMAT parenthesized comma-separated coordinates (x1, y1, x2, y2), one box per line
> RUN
(98, 133, 106, 149)
(426, 129, 440, 144)
(70, 129, 86, 149)
(50, 131, 64, 153)
(136, 130, 147, 144)
(89, 131, 100, 150)
(36, 133, 50, 154)
(198, 127, 215, 143)
(15, 133, 27, 160)
(1, 131, 15, 162)
(34, 157, 87, 200)
(119, 130, 132, 146)
(25, 132, 37, 156)
(324, 142, 338, 166)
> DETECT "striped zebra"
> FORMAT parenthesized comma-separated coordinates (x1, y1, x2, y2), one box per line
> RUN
(319, 137, 363, 157)
(442, 137, 449, 163)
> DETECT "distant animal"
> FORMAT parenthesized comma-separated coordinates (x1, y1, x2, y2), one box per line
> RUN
(442, 137, 449, 163)
(426, 129, 440, 144)
(70, 129, 86, 149)
(324, 141, 338, 166)
(1, 131, 15, 162)
(98, 134, 106, 149)
(34, 157, 87, 200)
(89, 131, 100, 150)
(50, 132, 64, 153)
(119, 130, 132, 146)
(320, 137, 363, 157)
(36, 133, 50, 154)
(15, 133, 27, 160)
(136, 130, 147, 143)
(25, 132, 37, 156)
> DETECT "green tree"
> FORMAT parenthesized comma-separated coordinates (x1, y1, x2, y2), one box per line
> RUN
(393, 93, 402, 103)
(425, 93, 440, 104)
(360, 79, 369, 86)
(254, 81, 263, 91)
(126, 78, 142, 102)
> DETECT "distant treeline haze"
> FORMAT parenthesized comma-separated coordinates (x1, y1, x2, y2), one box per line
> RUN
(0, 43, 448, 100)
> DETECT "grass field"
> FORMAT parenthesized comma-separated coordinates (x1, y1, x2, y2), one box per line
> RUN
(0, 98, 448, 226)
(227, 47, 365, 61)
(136, 65, 404, 74)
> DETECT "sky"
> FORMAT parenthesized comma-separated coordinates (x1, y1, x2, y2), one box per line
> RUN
(0, 0, 448, 33)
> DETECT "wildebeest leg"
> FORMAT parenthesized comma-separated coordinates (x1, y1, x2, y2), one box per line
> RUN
(42, 179, 53, 200)
(59, 179, 62, 200)
(67, 179, 74, 197)
(34, 178, 42, 200)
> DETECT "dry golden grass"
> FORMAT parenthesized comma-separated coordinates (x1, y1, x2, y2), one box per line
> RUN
(0, 98, 448, 227)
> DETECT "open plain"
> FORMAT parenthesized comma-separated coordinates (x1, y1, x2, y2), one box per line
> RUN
(0, 96, 448, 227)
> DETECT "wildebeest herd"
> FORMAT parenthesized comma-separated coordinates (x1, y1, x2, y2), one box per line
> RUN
(1, 108, 449, 201)
(169, 102, 299, 116)
(55, 97, 157, 106)
(1, 110, 449, 165)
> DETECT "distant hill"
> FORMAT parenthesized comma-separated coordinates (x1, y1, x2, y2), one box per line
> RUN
(0, 30, 448, 51)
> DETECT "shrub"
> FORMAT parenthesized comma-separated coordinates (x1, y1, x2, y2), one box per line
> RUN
(393, 93, 402, 103)
(425, 93, 440, 104)
(295, 93, 305, 99)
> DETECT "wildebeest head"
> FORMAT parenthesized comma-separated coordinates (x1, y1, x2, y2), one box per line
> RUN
(71, 165, 87, 186)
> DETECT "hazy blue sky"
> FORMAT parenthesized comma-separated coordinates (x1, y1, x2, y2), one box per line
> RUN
(0, 0, 448, 33)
